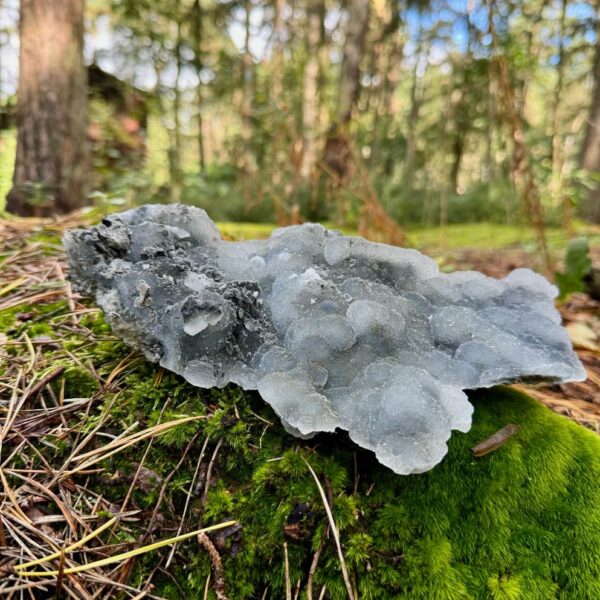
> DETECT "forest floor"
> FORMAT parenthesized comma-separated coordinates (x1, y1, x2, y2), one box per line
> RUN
(0, 212, 599, 597)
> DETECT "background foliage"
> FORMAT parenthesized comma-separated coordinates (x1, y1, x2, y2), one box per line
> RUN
(1, 0, 600, 232)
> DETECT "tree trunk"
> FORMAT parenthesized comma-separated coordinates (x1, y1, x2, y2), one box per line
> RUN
(404, 29, 423, 189)
(378, 19, 403, 119)
(483, 70, 496, 183)
(550, 0, 567, 201)
(6, 0, 88, 217)
(300, 0, 323, 179)
(317, 3, 329, 135)
(488, 0, 552, 274)
(240, 0, 255, 172)
(579, 4, 600, 223)
(193, 0, 205, 172)
(170, 3, 183, 201)
(335, 0, 370, 125)
(272, 0, 284, 104)
(450, 134, 465, 194)
(324, 0, 370, 178)
(370, 4, 403, 177)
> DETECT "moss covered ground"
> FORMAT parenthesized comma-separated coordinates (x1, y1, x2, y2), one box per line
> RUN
(1, 220, 599, 599)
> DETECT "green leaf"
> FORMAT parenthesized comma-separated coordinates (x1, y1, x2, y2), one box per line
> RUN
(555, 238, 592, 299)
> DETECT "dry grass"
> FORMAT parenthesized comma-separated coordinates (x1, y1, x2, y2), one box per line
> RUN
(0, 215, 233, 598)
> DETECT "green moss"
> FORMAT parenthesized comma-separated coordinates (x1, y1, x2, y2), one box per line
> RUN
(108, 384, 597, 600)
(62, 364, 99, 398)
(0, 300, 69, 336)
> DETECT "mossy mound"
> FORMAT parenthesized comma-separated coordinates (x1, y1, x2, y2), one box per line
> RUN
(153, 385, 599, 600)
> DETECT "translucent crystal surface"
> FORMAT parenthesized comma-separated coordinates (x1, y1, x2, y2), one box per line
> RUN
(64, 205, 586, 474)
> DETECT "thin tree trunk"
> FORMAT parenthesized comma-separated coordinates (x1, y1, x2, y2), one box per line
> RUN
(174, 17, 182, 163)
(335, 0, 370, 125)
(317, 2, 328, 134)
(404, 29, 423, 190)
(550, 0, 567, 203)
(241, 0, 254, 172)
(516, 1, 549, 121)
(7, 0, 88, 216)
(488, 0, 552, 274)
(193, 0, 205, 172)
(449, 13, 474, 194)
(270, 0, 290, 223)
(380, 29, 403, 178)
(579, 1, 600, 222)
(170, 3, 183, 201)
(301, 0, 323, 179)
(380, 23, 403, 120)
(483, 70, 496, 183)
(272, 0, 284, 104)
(324, 0, 370, 179)
(370, 6, 403, 176)
(450, 134, 465, 194)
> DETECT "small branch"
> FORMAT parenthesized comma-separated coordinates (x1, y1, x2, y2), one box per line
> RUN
(197, 531, 228, 600)
(22, 367, 65, 404)
(306, 543, 323, 600)
(471, 424, 520, 457)
(199, 438, 223, 525)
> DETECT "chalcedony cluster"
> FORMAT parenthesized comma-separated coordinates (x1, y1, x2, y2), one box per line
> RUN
(64, 205, 585, 474)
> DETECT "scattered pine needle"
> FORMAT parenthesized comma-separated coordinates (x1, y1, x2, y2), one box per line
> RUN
(0, 276, 28, 297)
(304, 459, 356, 600)
(14, 517, 118, 570)
(67, 415, 206, 474)
(16, 520, 238, 577)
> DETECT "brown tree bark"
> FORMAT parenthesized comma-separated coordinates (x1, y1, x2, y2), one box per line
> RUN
(169, 0, 183, 202)
(193, 0, 206, 172)
(300, 0, 323, 179)
(240, 0, 255, 172)
(370, 3, 403, 176)
(272, 0, 284, 104)
(7, 0, 88, 217)
(483, 70, 496, 183)
(550, 0, 567, 186)
(404, 28, 424, 189)
(324, 0, 370, 178)
(488, 0, 552, 274)
(335, 0, 370, 125)
(579, 4, 600, 223)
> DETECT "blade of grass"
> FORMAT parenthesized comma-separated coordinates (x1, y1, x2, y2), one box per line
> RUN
(14, 517, 118, 570)
(16, 520, 238, 577)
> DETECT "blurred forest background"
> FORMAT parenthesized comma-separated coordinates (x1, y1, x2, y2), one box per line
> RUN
(1, 0, 600, 255)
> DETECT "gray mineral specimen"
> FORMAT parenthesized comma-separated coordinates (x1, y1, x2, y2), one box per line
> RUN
(64, 204, 586, 474)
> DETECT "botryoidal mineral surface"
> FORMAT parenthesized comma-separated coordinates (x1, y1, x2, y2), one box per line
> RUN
(64, 205, 586, 474)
